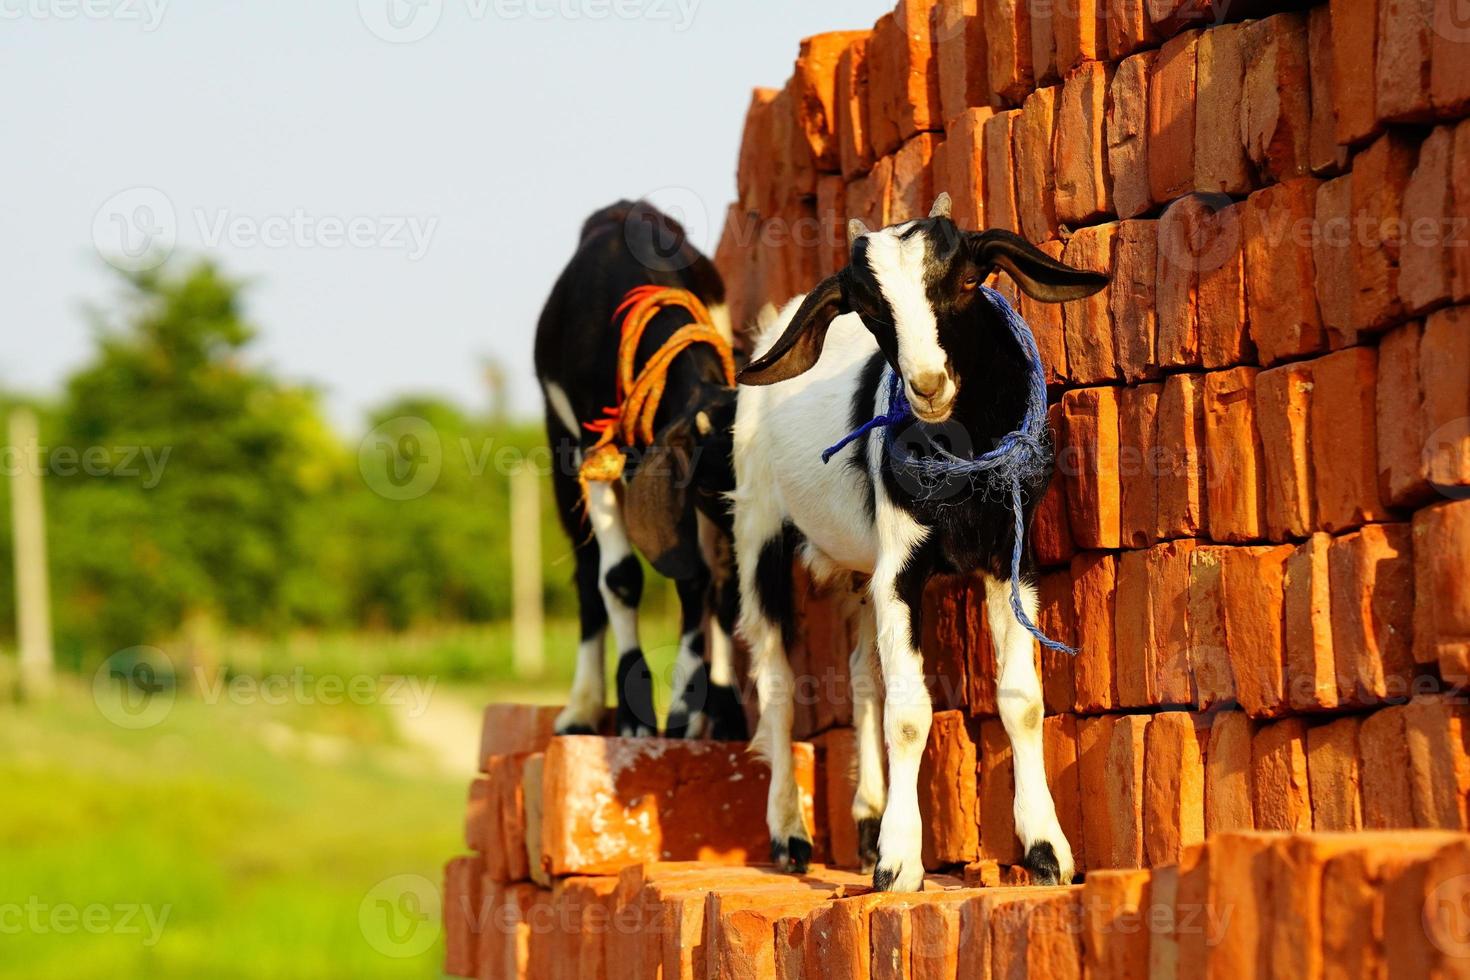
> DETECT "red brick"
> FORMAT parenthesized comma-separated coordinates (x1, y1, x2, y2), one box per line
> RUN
(1283, 533, 1339, 713)
(1311, 347, 1389, 532)
(1157, 195, 1243, 370)
(922, 577, 970, 712)
(1043, 717, 1084, 872)
(934, 0, 988, 126)
(1255, 361, 1316, 540)
(521, 754, 548, 887)
(837, 38, 875, 180)
(1350, 132, 1419, 333)
(1148, 29, 1200, 204)
(1143, 712, 1206, 866)
(806, 893, 890, 980)
(540, 736, 815, 876)
(1038, 570, 1079, 716)
(1421, 306, 1470, 492)
(479, 704, 560, 767)
(1251, 717, 1312, 831)
(1328, 0, 1380, 146)
(1076, 717, 1115, 867)
(1153, 540, 1199, 705)
(1021, 241, 1069, 387)
(712, 890, 839, 980)
(1060, 225, 1117, 384)
(817, 728, 860, 869)
(1156, 372, 1209, 540)
(1400, 126, 1455, 315)
(1058, 385, 1121, 549)
(1118, 382, 1161, 547)
(445, 855, 485, 978)
(989, 889, 1083, 977)
(982, 109, 1021, 234)
(1414, 500, 1470, 681)
(944, 107, 990, 231)
(847, 154, 896, 230)
(1221, 544, 1294, 718)
(1455, 122, 1470, 303)
(1107, 51, 1156, 220)
(795, 31, 870, 174)
(815, 176, 848, 277)
(1014, 85, 1059, 244)
(963, 577, 1001, 716)
(769, 83, 817, 214)
(983, 0, 1035, 107)
(1376, 0, 1435, 125)
(1329, 524, 1416, 707)
(483, 753, 531, 882)
(1081, 869, 1150, 978)
(1111, 222, 1159, 384)
(1431, 1, 1470, 116)
(1404, 698, 1470, 830)
(1071, 552, 1118, 712)
(920, 710, 980, 868)
(1376, 322, 1430, 509)
(1029, 0, 1057, 88)
(892, 133, 939, 222)
(1193, 21, 1250, 195)
(1187, 546, 1234, 710)
(1105, 0, 1155, 59)
(1304, 717, 1364, 832)
(1308, 6, 1350, 175)
(1358, 704, 1416, 828)
(1054, 0, 1103, 73)
(467, 777, 492, 855)
(1243, 178, 1324, 365)
(1240, 13, 1312, 183)
(738, 88, 781, 216)
(1313, 175, 1356, 348)
(978, 717, 1021, 863)
(1099, 713, 1148, 868)
(1203, 367, 1266, 542)
(1032, 408, 1076, 568)
(1205, 711, 1255, 834)
(910, 898, 968, 980)
(1114, 549, 1154, 709)
(1053, 63, 1111, 227)
(1177, 832, 1277, 979)
(867, 6, 943, 160)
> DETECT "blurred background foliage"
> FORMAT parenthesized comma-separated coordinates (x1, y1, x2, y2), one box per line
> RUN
(0, 259, 676, 676)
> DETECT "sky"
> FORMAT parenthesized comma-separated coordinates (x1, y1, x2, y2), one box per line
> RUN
(1, 0, 895, 432)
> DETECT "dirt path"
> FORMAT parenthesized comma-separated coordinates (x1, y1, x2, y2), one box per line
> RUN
(387, 683, 483, 778)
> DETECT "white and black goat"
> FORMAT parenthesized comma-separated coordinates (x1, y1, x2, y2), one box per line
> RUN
(732, 195, 1107, 890)
(535, 200, 746, 740)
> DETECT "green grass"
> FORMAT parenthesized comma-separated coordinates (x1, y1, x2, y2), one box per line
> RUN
(0, 612, 688, 979)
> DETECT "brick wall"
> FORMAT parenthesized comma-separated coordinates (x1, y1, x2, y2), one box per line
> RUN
(714, 0, 1470, 877)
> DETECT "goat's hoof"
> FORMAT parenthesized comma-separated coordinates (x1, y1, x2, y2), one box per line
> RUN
(872, 856, 924, 893)
(617, 724, 656, 738)
(1023, 842, 1064, 886)
(556, 723, 598, 736)
(856, 817, 881, 874)
(662, 710, 692, 739)
(770, 836, 812, 874)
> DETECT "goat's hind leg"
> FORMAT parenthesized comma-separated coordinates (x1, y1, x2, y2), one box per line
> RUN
(548, 440, 608, 736)
(840, 585, 885, 873)
(585, 480, 656, 737)
(739, 524, 810, 872)
(664, 564, 712, 739)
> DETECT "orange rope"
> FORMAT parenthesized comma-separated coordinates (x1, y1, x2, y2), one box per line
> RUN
(578, 286, 736, 489)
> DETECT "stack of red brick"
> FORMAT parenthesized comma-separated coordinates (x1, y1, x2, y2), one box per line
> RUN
(445, 704, 1470, 978)
(711, 0, 1470, 878)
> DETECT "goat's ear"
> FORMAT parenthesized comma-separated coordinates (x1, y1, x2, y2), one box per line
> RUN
(968, 229, 1108, 302)
(738, 273, 849, 386)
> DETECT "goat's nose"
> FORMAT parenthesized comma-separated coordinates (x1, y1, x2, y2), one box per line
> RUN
(909, 370, 947, 401)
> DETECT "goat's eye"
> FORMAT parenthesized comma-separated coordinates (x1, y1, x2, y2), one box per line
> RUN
(961, 274, 979, 290)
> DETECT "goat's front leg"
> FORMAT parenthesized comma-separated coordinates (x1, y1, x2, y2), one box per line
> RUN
(839, 586, 885, 872)
(585, 481, 655, 737)
(983, 573, 1075, 885)
(869, 531, 935, 893)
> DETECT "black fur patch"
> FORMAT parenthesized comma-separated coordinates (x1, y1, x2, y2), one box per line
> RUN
(871, 865, 897, 892)
(770, 836, 812, 874)
(1024, 841, 1063, 885)
(856, 817, 881, 873)
(556, 722, 598, 736)
(754, 523, 803, 648)
(705, 683, 749, 741)
(605, 554, 644, 609)
(844, 352, 886, 522)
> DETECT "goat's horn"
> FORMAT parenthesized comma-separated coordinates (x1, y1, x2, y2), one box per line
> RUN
(929, 192, 952, 219)
(847, 218, 871, 246)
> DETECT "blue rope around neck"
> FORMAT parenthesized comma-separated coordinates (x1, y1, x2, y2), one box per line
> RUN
(821, 285, 1077, 656)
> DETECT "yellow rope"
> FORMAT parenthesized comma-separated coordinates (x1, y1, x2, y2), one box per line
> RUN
(578, 286, 736, 492)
